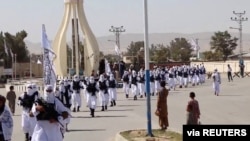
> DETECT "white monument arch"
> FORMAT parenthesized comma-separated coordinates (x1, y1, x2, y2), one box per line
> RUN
(53, 0, 100, 77)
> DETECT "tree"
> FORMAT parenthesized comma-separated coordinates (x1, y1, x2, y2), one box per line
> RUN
(210, 31, 238, 61)
(125, 41, 144, 56)
(168, 38, 193, 61)
(150, 44, 169, 63)
(0, 31, 29, 68)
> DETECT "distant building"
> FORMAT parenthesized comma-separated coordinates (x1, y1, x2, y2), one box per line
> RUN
(228, 53, 250, 60)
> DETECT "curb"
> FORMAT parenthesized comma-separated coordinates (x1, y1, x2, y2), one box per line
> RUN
(114, 128, 182, 141)
(115, 132, 128, 141)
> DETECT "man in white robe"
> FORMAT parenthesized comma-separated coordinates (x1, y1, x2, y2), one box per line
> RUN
(31, 85, 69, 141)
(18, 84, 38, 141)
(0, 95, 13, 141)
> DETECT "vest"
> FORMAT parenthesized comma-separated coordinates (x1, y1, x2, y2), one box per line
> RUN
(19, 92, 37, 109)
(36, 98, 59, 121)
(86, 82, 97, 96)
(123, 75, 129, 83)
(109, 80, 116, 88)
(155, 74, 161, 81)
(138, 75, 145, 83)
(72, 81, 81, 90)
(131, 76, 137, 85)
(150, 75, 155, 82)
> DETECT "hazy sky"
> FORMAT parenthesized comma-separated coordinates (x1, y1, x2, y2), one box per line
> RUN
(0, 0, 250, 43)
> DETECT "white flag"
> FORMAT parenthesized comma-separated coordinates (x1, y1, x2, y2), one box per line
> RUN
(10, 48, 14, 58)
(42, 24, 57, 86)
(114, 44, 120, 55)
(37, 59, 42, 64)
(105, 58, 111, 75)
(42, 24, 56, 55)
(189, 39, 199, 51)
(4, 39, 9, 56)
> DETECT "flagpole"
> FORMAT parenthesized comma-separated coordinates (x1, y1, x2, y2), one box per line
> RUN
(143, 0, 153, 137)
(14, 54, 17, 80)
(30, 55, 32, 79)
(12, 55, 14, 81)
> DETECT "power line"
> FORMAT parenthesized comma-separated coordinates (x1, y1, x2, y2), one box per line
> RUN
(230, 11, 248, 58)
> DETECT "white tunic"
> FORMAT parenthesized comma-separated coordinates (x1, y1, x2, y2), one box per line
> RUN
(31, 98, 68, 141)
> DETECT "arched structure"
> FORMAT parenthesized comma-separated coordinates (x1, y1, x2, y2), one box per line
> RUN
(53, 0, 99, 77)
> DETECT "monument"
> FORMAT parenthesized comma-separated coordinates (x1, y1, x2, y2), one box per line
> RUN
(53, 0, 100, 77)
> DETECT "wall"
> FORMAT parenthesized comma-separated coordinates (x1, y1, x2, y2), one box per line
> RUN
(0, 62, 43, 78)
(190, 60, 250, 73)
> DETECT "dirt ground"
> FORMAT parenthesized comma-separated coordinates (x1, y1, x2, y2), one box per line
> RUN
(120, 129, 182, 141)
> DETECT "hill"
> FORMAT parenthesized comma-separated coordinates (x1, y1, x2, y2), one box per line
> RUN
(25, 32, 250, 55)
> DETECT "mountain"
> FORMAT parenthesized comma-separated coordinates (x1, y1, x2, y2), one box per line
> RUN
(25, 32, 250, 55)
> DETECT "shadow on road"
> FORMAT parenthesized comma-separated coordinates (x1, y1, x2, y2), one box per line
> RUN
(107, 109, 134, 112)
(68, 129, 106, 132)
(72, 115, 128, 118)
(219, 95, 242, 96)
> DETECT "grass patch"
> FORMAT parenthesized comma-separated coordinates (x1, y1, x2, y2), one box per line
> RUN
(120, 129, 182, 141)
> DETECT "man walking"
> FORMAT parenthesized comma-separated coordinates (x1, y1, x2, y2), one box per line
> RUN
(227, 64, 233, 82)
(212, 69, 221, 96)
(6, 85, 16, 115)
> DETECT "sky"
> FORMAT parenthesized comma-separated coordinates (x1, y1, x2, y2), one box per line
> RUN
(0, 0, 250, 43)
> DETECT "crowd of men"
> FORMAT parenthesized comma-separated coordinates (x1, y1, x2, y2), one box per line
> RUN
(2, 62, 223, 141)
(16, 73, 118, 141)
(122, 64, 208, 100)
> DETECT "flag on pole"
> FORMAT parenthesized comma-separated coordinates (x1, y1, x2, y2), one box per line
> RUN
(189, 39, 200, 51)
(114, 43, 121, 56)
(10, 48, 14, 59)
(42, 24, 57, 87)
(42, 24, 56, 56)
(4, 39, 9, 56)
(37, 59, 42, 64)
(105, 58, 111, 75)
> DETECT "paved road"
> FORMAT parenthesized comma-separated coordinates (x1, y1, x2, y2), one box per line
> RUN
(2, 74, 250, 141)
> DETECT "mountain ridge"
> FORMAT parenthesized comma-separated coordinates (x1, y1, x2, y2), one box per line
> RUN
(25, 32, 250, 55)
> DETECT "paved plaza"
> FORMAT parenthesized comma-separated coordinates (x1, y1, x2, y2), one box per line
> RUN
(1, 74, 250, 141)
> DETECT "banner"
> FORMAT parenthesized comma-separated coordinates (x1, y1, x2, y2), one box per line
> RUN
(42, 24, 57, 88)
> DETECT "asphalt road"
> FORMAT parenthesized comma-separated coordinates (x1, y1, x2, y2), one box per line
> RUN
(2, 74, 250, 141)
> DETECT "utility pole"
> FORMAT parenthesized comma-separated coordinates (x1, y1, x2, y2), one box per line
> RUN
(230, 11, 248, 58)
(109, 26, 126, 78)
(195, 38, 200, 60)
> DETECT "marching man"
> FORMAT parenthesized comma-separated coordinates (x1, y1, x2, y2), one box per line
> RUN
(97, 74, 109, 111)
(86, 76, 99, 117)
(121, 71, 130, 98)
(130, 70, 138, 100)
(149, 70, 155, 96)
(107, 74, 117, 107)
(18, 84, 39, 141)
(31, 85, 69, 141)
(70, 75, 84, 112)
(138, 69, 145, 98)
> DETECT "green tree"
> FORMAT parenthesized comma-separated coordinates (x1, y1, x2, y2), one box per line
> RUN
(104, 54, 118, 64)
(168, 38, 193, 61)
(0, 31, 29, 68)
(125, 41, 144, 56)
(125, 41, 144, 69)
(151, 44, 169, 63)
(210, 31, 237, 61)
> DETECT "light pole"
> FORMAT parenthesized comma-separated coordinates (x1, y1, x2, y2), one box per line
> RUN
(109, 26, 126, 78)
(143, 0, 153, 137)
(230, 11, 248, 58)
